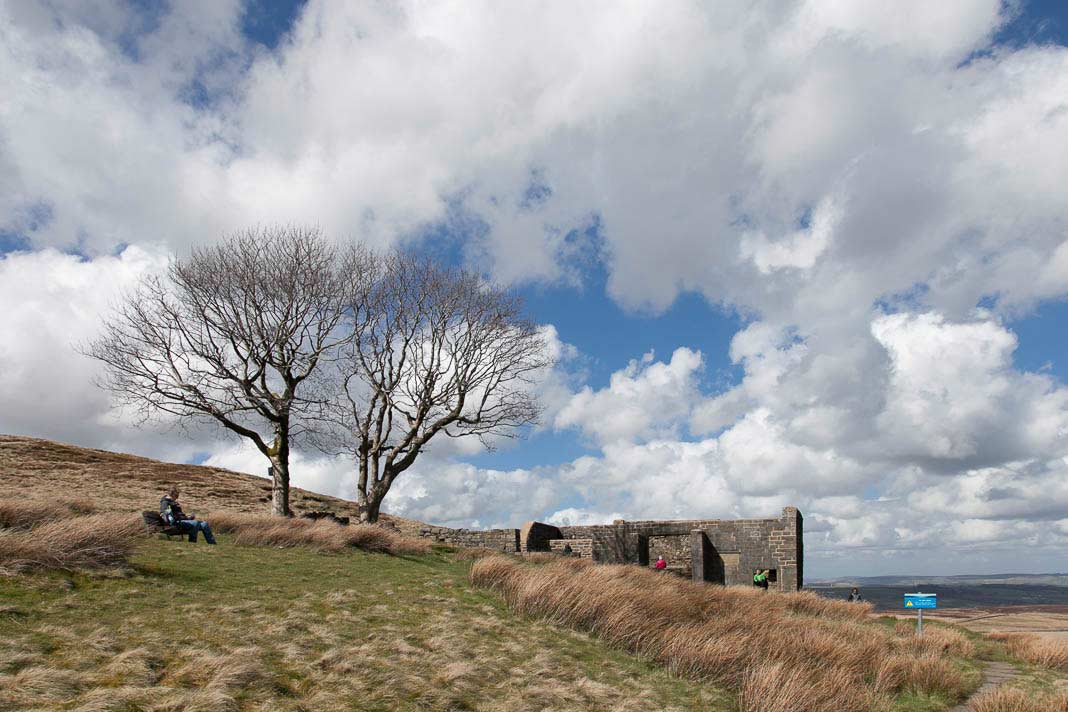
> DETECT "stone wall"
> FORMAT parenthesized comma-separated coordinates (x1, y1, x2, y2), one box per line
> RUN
(403, 507, 803, 591)
(548, 538, 593, 558)
(416, 524, 520, 553)
(550, 522, 632, 563)
(648, 534, 693, 577)
(519, 521, 563, 553)
(556, 507, 804, 591)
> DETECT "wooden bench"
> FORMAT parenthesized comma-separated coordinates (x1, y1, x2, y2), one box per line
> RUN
(141, 511, 186, 539)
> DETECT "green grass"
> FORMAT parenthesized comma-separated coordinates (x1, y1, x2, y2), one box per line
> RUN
(4, 537, 1067, 711)
(0, 536, 731, 711)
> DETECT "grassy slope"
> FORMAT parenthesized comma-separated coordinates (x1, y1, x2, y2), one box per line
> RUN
(0, 536, 730, 711)
(4, 436, 1067, 710)
(0, 435, 424, 534)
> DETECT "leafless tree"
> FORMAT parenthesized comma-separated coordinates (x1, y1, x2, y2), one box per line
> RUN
(316, 251, 550, 523)
(85, 226, 355, 516)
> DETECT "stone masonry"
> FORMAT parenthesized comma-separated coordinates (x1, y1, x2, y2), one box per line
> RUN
(548, 538, 594, 558)
(411, 507, 803, 591)
(416, 524, 520, 552)
(542, 507, 804, 591)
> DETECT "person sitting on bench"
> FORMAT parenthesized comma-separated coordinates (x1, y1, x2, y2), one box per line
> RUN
(160, 486, 216, 544)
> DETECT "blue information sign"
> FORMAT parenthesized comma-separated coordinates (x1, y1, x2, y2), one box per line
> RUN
(903, 593, 937, 609)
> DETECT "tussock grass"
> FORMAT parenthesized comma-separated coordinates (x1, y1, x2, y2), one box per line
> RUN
(971, 686, 1068, 712)
(0, 497, 96, 529)
(895, 620, 977, 658)
(471, 555, 978, 711)
(0, 513, 143, 574)
(0, 536, 731, 711)
(450, 546, 504, 561)
(207, 511, 431, 555)
(739, 662, 880, 712)
(988, 632, 1068, 671)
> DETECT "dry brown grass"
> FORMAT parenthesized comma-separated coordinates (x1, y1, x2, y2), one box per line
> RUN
(0, 513, 144, 574)
(0, 496, 96, 529)
(471, 555, 978, 711)
(739, 662, 881, 712)
(450, 546, 504, 561)
(893, 620, 977, 659)
(988, 632, 1068, 671)
(971, 686, 1068, 712)
(0, 434, 427, 536)
(0, 539, 732, 711)
(0, 647, 272, 712)
(207, 511, 431, 556)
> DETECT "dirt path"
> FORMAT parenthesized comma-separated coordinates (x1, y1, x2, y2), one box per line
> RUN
(950, 662, 1019, 711)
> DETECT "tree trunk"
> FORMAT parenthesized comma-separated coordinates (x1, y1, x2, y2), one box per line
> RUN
(357, 490, 381, 523)
(269, 451, 291, 517)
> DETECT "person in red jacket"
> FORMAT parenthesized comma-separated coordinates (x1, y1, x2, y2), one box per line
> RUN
(654, 555, 667, 570)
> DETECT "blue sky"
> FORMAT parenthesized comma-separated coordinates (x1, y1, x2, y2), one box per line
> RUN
(3, 1, 1068, 577)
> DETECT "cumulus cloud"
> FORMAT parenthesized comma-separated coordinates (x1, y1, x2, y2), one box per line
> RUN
(7, 0, 1064, 323)
(204, 440, 357, 500)
(0, 246, 209, 458)
(554, 348, 703, 446)
(544, 309, 1068, 572)
(871, 312, 1068, 468)
(3, 1, 1068, 574)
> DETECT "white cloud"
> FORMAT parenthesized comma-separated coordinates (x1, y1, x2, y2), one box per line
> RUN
(0, 246, 203, 457)
(4, 1, 1061, 323)
(3, 1, 1068, 574)
(555, 348, 703, 446)
(871, 312, 1068, 466)
(788, 0, 1003, 61)
(203, 440, 356, 499)
(739, 197, 840, 274)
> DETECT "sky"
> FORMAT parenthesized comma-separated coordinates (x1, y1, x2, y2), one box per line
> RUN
(2, 0, 1068, 578)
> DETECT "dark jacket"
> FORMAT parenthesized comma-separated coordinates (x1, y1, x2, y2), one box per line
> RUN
(160, 496, 189, 525)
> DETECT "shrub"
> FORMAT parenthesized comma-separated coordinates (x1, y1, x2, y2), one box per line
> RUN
(971, 686, 1068, 712)
(989, 633, 1068, 671)
(0, 498, 96, 529)
(343, 524, 431, 555)
(202, 511, 267, 534)
(204, 512, 431, 556)
(0, 513, 143, 573)
(470, 555, 976, 711)
(893, 623, 976, 658)
(451, 546, 502, 561)
(739, 662, 887, 712)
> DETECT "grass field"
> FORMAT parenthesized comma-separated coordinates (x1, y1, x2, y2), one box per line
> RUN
(3, 535, 1068, 710)
(3, 436, 1068, 711)
(0, 535, 732, 711)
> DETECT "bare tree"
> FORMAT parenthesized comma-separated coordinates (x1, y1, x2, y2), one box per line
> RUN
(318, 251, 550, 523)
(86, 226, 354, 516)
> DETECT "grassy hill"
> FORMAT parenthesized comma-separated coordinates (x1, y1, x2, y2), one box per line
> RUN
(3, 436, 1068, 711)
(0, 436, 727, 709)
(0, 435, 422, 531)
(0, 537, 728, 711)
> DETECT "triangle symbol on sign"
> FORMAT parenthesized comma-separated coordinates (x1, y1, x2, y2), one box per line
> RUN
(906, 601, 913, 607)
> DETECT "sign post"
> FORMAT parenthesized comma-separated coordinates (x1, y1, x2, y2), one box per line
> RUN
(903, 593, 937, 637)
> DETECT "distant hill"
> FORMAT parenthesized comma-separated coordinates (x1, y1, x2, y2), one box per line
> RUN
(0, 435, 421, 533)
(812, 573, 1068, 588)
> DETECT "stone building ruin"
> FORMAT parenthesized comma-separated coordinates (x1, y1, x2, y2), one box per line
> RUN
(415, 507, 804, 592)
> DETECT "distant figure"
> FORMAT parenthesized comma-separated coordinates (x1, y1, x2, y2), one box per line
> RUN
(753, 569, 770, 589)
(160, 486, 216, 544)
(848, 587, 863, 603)
(562, 543, 574, 556)
(654, 555, 667, 570)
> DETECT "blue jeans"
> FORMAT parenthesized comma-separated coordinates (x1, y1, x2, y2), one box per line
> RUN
(178, 519, 216, 544)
